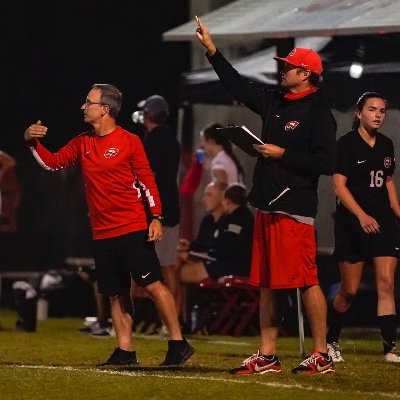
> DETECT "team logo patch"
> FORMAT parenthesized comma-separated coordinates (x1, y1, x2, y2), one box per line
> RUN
(104, 148, 119, 158)
(285, 121, 300, 131)
(384, 157, 392, 168)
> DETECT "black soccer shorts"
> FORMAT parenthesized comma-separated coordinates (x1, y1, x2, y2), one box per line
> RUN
(93, 230, 162, 295)
(333, 211, 400, 262)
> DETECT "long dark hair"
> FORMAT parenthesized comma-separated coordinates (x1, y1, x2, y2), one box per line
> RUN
(202, 123, 244, 177)
(352, 91, 387, 130)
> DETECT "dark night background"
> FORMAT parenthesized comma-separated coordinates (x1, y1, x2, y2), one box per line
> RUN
(0, 1, 190, 268)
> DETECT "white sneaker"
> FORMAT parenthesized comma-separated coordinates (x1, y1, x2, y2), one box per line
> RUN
(90, 325, 112, 338)
(77, 321, 100, 333)
(327, 342, 344, 362)
(385, 348, 400, 363)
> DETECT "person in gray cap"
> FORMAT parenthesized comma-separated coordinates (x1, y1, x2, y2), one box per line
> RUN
(138, 95, 170, 117)
(137, 94, 182, 329)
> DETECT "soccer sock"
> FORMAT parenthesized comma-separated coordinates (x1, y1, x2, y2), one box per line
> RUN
(326, 303, 347, 343)
(168, 338, 188, 351)
(320, 352, 330, 360)
(115, 348, 137, 362)
(377, 314, 397, 354)
(261, 354, 277, 359)
(117, 348, 136, 355)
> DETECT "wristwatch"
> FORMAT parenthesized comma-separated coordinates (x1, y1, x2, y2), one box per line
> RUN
(151, 214, 164, 223)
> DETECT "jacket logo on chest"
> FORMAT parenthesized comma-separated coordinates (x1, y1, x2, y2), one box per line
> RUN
(284, 121, 300, 131)
(384, 157, 392, 168)
(104, 148, 119, 158)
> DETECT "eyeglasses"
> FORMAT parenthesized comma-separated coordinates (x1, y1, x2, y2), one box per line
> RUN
(84, 99, 104, 107)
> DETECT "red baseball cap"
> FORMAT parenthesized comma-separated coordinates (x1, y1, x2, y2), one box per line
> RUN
(274, 48, 323, 75)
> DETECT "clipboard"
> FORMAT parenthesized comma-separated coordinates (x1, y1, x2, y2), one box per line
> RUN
(217, 125, 263, 157)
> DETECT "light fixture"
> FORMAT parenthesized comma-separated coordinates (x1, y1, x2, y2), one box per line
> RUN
(349, 62, 363, 79)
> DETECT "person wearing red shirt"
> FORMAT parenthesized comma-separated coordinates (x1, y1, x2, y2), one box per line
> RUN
(23, 83, 193, 367)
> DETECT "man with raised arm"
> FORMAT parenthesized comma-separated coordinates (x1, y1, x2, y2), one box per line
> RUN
(195, 17, 336, 375)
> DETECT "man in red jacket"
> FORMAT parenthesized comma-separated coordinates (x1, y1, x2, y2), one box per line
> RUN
(24, 83, 193, 367)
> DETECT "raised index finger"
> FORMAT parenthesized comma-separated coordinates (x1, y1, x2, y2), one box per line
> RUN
(195, 15, 204, 29)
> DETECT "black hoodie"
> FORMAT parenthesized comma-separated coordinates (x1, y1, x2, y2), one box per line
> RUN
(207, 50, 337, 218)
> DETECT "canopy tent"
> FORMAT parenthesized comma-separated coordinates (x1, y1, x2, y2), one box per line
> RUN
(163, 0, 400, 42)
(164, 0, 400, 108)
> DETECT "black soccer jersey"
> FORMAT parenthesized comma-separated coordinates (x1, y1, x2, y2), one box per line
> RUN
(335, 130, 395, 216)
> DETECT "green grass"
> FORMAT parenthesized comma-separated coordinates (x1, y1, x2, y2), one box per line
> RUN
(1, 308, 399, 400)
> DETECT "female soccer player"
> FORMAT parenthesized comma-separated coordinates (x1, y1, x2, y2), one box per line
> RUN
(327, 92, 400, 363)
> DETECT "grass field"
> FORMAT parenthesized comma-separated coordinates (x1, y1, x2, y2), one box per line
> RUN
(0, 308, 399, 400)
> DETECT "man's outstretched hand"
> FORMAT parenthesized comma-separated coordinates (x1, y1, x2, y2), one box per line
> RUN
(24, 120, 48, 141)
(195, 16, 217, 56)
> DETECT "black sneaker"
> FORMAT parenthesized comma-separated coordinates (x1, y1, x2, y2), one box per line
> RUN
(160, 338, 194, 367)
(97, 348, 140, 367)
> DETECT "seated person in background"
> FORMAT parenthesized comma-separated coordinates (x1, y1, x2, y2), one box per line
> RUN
(180, 184, 254, 284)
(175, 181, 226, 326)
(177, 181, 227, 284)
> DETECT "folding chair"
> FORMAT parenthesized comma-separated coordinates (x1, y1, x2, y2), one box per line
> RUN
(191, 278, 225, 334)
(192, 276, 243, 335)
(215, 276, 259, 336)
